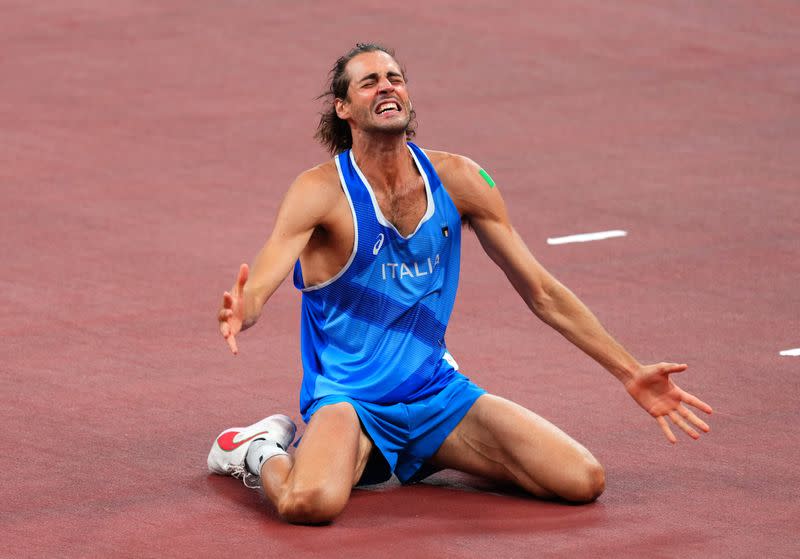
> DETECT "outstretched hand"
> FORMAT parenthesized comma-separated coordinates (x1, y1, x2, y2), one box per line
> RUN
(218, 263, 249, 355)
(625, 363, 713, 444)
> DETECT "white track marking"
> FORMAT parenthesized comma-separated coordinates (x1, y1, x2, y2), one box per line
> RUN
(547, 230, 628, 245)
(779, 348, 800, 356)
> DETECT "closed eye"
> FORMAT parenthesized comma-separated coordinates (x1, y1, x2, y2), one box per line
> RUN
(357, 72, 404, 88)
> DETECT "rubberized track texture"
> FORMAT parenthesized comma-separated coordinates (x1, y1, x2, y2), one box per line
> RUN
(1, 1, 799, 558)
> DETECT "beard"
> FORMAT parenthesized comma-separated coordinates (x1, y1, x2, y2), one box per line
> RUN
(365, 118, 412, 138)
(353, 101, 414, 137)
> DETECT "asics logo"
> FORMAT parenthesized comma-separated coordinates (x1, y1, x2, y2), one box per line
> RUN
(373, 233, 385, 255)
(216, 430, 270, 452)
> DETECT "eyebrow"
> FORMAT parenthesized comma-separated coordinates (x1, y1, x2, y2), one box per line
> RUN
(357, 71, 404, 84)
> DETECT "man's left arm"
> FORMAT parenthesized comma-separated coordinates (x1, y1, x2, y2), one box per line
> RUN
(439, 154, 712, 443)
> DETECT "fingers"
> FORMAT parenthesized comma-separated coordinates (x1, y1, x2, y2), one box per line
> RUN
(656, 416, 677, 444)
(218, 306, 233, 322)
(681, 392, 713, 415)
(226, 332, 239, 355)
(677, 403, 710, 433)
(217, 265, 247, 357)
(657, 405, 710, 443)
(219, 320, 239, 355)
(657, 362, 712, 415)
(219, 290, 239, 355)
(234, 263, 249, 293)
(659, 362, 688, 374)
(668, 410, 700, 440)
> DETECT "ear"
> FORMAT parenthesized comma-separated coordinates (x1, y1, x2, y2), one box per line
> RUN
(335, 98, 350, 120)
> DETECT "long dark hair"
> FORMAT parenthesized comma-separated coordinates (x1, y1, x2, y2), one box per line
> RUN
(315, 43, 417, 155)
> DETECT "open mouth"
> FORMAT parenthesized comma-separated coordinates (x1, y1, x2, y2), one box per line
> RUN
(375, 101, 401, 115)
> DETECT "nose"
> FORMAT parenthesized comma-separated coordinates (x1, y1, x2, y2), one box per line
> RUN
(377, 76, 395, 93)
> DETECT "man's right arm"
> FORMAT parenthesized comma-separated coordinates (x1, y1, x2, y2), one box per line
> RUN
(218, 164, 340, 353)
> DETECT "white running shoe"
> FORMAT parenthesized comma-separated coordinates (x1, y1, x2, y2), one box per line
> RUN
(207, 414, 296, 480)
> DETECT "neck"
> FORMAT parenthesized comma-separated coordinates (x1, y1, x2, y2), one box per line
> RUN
(350, 131, 415, 192)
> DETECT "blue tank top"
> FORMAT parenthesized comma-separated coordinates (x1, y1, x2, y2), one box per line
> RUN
(293, 143, 462, 419)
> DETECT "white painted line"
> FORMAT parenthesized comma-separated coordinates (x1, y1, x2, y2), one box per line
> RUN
(779, 348, 800, 356)
(547, 230, 628, 246)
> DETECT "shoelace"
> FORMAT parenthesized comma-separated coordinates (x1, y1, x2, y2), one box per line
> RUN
(229, 463, 262, 489)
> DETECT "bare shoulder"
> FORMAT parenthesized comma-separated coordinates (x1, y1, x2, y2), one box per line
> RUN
(265, 159, 347, 237)
(293, 159, 341, 196)
(283, 159, 345, 221)
(423, 149, 479, 181)
(423, 149, 504, 221)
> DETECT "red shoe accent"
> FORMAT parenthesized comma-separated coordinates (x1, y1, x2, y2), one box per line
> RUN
(216, 430, 270, 452)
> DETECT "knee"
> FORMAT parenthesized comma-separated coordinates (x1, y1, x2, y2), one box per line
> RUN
(562, 458, 605, 504)
(277, 484, 348, 524)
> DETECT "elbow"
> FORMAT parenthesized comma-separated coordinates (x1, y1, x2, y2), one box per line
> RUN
(529, 291, 548, 315)
(529, 288, 557, 321)
(528, 276, 571, 322)
(506, 271, 553, 318)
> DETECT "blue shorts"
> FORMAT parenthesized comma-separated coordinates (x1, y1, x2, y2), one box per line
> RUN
(304, 372, 486, 484)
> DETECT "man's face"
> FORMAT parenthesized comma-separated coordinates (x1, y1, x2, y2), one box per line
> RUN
(336, 51, 413, 137)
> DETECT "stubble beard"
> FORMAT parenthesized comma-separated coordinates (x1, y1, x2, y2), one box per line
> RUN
(355, 102, 413, 139)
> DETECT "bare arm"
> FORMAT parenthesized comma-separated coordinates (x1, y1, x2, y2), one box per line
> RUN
(437, 153, 712, 442)
(217, 165, 340, 354)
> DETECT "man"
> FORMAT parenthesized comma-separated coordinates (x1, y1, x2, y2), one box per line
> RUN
(209, 43, 712, 524)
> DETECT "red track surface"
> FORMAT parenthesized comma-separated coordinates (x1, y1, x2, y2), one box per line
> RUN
(2, 2, 799, 557)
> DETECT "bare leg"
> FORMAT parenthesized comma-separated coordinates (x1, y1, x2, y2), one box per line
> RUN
(430, 394, 605, 503)
(260, 402, 373, 523)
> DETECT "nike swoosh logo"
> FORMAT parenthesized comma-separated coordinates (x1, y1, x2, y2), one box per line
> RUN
(216, 430, 270, 452)
(373, 233, 385, 256)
